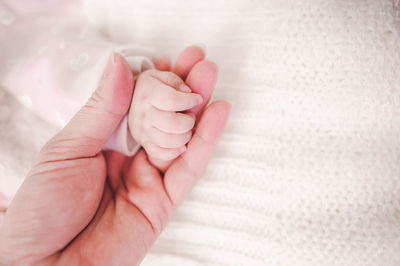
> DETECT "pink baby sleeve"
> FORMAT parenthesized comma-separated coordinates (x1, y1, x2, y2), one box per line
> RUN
(0, 0, 155, 156)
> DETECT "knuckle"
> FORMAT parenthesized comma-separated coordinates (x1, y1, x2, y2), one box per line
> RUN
(86, 90, 110, 114)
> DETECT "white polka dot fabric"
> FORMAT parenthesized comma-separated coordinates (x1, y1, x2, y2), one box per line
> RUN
(0, 0, 157, 157)
(0, 0, 154, 129)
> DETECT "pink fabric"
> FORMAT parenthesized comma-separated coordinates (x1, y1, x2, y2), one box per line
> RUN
(0, 0, 155, 156)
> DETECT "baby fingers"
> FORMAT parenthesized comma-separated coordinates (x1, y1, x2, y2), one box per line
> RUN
(143, 142, 186, 161)
(149, 83, 203, 112)
(148, 126, 192, 149)
(149, 107, 195, 134)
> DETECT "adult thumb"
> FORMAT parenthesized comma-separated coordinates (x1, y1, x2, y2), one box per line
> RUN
(40, 53, 134, 161)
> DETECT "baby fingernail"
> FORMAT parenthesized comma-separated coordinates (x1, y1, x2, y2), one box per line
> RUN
(179, 84, 191, 92)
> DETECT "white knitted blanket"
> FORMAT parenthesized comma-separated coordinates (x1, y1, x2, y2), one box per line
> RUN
(2, 0, 400, 265)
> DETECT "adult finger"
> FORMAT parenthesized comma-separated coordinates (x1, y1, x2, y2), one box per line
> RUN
(153, 57, 218, 171)
(172, 45, 205, 79)
(39, 53, 134, 161)
(185, 60, 218, 116)
(164, 101, 231, 206)
(153, 56, 171, 71)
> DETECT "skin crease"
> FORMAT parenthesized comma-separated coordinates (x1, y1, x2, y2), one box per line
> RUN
(128, 69, 203, 164)
(146, 47, 218, 172)
(0, 46, 231, 266)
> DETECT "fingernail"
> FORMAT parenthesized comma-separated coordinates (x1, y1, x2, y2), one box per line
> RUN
(179, 84, 191, 93)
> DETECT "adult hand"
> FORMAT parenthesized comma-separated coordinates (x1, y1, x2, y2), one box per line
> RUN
(0, 46, 230, 265)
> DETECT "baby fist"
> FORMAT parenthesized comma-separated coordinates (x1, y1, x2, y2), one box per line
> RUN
(128, 70, 203, 165)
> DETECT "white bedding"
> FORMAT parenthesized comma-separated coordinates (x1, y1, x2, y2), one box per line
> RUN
(1, 0, 400, 265)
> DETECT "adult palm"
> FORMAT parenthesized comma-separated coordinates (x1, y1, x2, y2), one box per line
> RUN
(0, 47, 230, 266)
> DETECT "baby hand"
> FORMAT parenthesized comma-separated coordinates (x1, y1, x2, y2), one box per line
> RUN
(128, 69, 203, 170)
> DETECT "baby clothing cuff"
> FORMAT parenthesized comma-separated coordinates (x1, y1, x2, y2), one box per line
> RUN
(104, 116, 141, 156)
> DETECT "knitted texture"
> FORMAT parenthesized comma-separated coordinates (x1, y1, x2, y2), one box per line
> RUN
(1, 0, 399, 265)
(84, 0, 400, 265)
